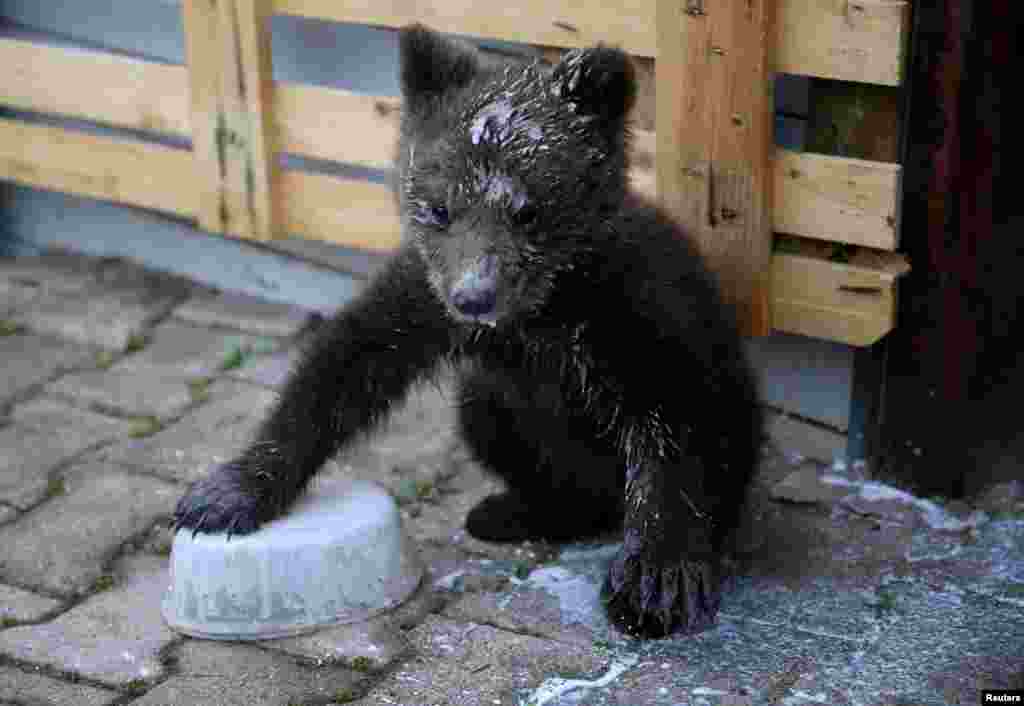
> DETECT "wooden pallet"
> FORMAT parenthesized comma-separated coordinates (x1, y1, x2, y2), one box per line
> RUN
(0, 0, 911, 344)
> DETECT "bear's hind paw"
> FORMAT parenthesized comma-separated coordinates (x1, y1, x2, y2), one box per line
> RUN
(602, 551, 722, 638)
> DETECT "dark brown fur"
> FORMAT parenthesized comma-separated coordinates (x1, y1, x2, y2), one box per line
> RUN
(175, 25, 763, 638)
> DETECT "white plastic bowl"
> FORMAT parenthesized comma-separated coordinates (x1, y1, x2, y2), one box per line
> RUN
(162, 473, 423, 640)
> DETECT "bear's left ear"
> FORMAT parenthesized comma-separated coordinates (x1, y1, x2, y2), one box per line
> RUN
(399, 24, 480, 114)
(550, 46, 637, 124)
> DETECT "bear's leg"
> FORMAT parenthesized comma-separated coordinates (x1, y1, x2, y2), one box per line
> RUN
(601, 452, 724, 638)
(174, 247, 455, 536)
(457, 367, 624, 542)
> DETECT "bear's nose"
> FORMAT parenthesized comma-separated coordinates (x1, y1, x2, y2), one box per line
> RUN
(451, 256, 498, 318)
(452, 286, 497, 317)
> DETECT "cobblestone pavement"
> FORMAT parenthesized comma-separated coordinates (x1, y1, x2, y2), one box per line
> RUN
(2, 251, 1023, 706)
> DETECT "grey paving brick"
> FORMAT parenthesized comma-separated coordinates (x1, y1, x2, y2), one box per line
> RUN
(0, 464, 178, 596)
(45, 368, 197, 420)
(174, 289, 314, 338)
(0, 332, 96, 403)
(265, 611, 413, 672)
(90, 256, 194, 303)
(0, 253, 96, 297)
(98, 380, 277, 482)
(0, 504, 16, 524)
(113, 320, 277, 379)
(359, 615, 604, 706)
(0, 665, 118, 706)
(0, 423, 82, 510)
(766, 410, 846, 464)
(0, 555, 177, 688)
(0, 583, 63, 623)
(1, 276, 41, 315)
(13, 289, 177, 350)
(10, 397, 132, 450)
(131, 638, 364, 706)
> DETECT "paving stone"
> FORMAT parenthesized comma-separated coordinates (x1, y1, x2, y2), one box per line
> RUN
(91, 256, 194, 303)
(0, 423, 90, 510)
(443, 570, 602, 648)
(0, 332, 97, 403)
(769, 464, 856, 505)
(358, 615, 604, 706)
(0, 253, 96, 298)
(46, 367, 197, 420)
(0, 665, 118, 706)
(0, 464, 178, 596)
(265, 615, 412, 672)
(847, 579, 1024, 706)
(1, 275, 42, 315)
(0, 555, 176, 688)
(0, 504, 17, 524)
(13, 289, 178, 350)
(0, 424, 55, 509)
(174, 289, 314, 338)
(132, 639, 365, 706)
(765, 410, 846, 465)
(0, 583, 63, 623)
(113, 320, 277, 379)
(10, 397, 132, 451)
(98, 380, 277, 483)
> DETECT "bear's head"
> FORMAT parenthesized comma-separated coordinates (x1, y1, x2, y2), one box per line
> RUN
(396, 24, 637, 326)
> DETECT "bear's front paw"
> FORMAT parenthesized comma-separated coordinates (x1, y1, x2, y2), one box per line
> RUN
(174, 463, 263, 537)
(602, 543, 722, 638)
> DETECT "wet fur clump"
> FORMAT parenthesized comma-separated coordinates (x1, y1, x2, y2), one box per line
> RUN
(175, 24, 763, 639)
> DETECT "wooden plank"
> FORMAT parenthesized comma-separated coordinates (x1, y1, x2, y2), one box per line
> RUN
(0, 118, 197, 217)
(776, 0, 909, 86)
(656, 0, 774, 337)
(276, 86, 400, 170)
(0, 38, 190, 136)
(774, 150, 900, 250)
(274, 0, 658, 58)
(5, 0, 906, 85)
(278, 172, 401, 252)
(182, 0, 280, 241)
(771, 242, 908, 345)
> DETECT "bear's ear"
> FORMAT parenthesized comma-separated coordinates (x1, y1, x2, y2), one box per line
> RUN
(399, 24, 480, 112)
(550, 46, 637, 124)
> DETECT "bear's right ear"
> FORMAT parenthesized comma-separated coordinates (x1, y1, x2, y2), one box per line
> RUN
(399, 24, 480, 113)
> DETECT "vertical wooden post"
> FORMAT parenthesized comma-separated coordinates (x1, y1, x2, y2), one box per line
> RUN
(656, 0, 774, 337)
(182, 0, 279, 241)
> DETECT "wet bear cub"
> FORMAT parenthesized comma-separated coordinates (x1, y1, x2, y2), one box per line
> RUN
(175, 24, 763, 638)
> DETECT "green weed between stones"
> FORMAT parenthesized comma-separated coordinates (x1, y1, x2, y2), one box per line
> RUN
(347, 656, 374, 673)
(128, 416, 162, 438)
(45, 476, 66, 499)
(124, 332, 150, 354)
(187, 377, 213, 404)
(92, 574, 115, 592)
(0, 319, 26, 336)
(94, 350, 116, 369)
(876, 589, 898, 613)
(219, 337, 278, 372)
(333, 688, 360, 703)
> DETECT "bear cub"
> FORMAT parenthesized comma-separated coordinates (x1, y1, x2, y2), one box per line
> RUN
(175, 24, 763, 638)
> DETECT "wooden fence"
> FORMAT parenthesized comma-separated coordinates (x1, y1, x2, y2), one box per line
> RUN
(0, 0, 910, 344)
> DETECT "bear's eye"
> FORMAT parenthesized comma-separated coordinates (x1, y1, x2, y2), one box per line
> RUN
(413, 202, 450, 229)
(510, 202, 538, 229)
(430, 204, 450, 227)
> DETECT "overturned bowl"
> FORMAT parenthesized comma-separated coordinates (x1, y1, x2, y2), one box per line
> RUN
(162, 473, 423, 640)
